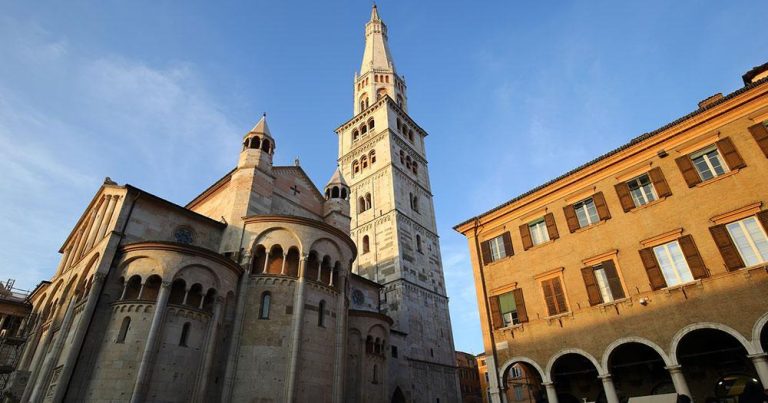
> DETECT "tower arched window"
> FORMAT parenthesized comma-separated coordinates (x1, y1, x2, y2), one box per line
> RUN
(397, 95, 404, 108)
(396, 119, 402, 131)
(368, 119, 375, 131)
(358, 196, 366, 214)
(352, 160, 360, 175)
(318, 300, 326, 327)
(262, 138, 271, 153)
(416, 234, 423, 253)
(362, 235, 370, 254)
(408, 130, 414, 142)
(352, 130, 359, 141)
(341, 188, 347, 199)
(372, 364, 379, 384)
(365, 193, 372, 210)
(361, 155, 368, 169)
(369, 150, 376, 164)
(259, 292, 271, 319)
(412, 161, 418, 175)
(116, 316, 130, 344)
(406, 156, 412, 169)
(331, 186, 340, 198)
(399, 150, 405, 164)
(179, 322, 190, 347)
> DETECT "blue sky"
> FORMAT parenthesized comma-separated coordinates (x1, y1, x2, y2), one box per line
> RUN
(1, 1, 766, 355)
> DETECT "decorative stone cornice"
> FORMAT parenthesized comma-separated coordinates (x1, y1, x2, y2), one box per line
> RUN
(119, 241, 244, 276)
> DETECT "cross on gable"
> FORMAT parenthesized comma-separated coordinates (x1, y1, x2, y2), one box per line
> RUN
(290, 185, 301, 196)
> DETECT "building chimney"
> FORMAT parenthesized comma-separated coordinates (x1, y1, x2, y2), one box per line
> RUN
(698, 93, 724, 109)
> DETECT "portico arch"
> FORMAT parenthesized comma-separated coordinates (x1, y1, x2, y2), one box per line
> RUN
(499, 356, 548, 383)
(601, 336, 672, 370)
(669, 322, 756, 365)
(752, 312, 768, 353)
(546, 348, 604, 378)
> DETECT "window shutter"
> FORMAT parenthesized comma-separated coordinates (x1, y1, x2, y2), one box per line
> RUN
(639, 248, 667, 290)
(519, 224, 533, 251)
(602, 260, 626, 300)
(563, 205, 580, 233)
(541, 280, 557, 316)
(678, 235, 708, 279)
(749, 122, 768, 158)
(581, 267, 602, 306)
(759, 211, 768, 233)
(502, 232, 514, 257)
(649, 167, 672, 198)
(551, 278, 567, 314)
(544, 213, 559, 240)
(716, 138, 745, 170)
(489, 296, 502, 330)
(480, 240, 492, 265)
(614, 182, 635, 212)
(512, 289, 528, 323)
(675, 155, 702, 187)
(593, 192, 611, 220)
(709, 224, 745, 271)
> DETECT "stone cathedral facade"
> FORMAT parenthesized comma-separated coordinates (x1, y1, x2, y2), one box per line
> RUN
(6, 6, 459, 403)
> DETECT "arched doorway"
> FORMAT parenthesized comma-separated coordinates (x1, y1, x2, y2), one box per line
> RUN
(760, 320, 768, 353)
(391, 386, 406, 403)
(550, 353, 602, 403)
(607, 342, 674, 400)
(676, 328, 764, 401)
(502, 362, 544, 403)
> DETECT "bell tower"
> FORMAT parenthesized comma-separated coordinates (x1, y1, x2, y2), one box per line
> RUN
(336, 6, 460, 402)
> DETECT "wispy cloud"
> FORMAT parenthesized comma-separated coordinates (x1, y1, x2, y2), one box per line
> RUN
(0, 18, 239, 290)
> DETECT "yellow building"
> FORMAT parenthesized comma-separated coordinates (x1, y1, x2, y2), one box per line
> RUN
(455, 62, 768, 403)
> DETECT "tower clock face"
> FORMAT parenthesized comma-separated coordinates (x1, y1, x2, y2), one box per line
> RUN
(352, 289, 365, 305)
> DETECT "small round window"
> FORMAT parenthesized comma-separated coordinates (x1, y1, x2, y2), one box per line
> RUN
(174, 226, 195, 245)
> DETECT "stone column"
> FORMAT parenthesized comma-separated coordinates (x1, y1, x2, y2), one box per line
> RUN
(29, 298, 77, 403)
(130, 281, 171, 403)
(137, 282, 145, 300)
(51, 272, 107, 403)
(285, 256, 308, 402)
(221, 262, 251, 403)
(543, 382, 558, 403)
(331, 271, 347, 403)
(329, 270, 335, 287)
(194, 296, 224, 402)
(280, 253, 287, 275)
(599, 374, 619, 403)
(665, 365, 691, 398)
(748, 353, 768, 391)
(262, 254, 269, 274)
(20, 320, 53, 403)
(119, 281, 128, 300)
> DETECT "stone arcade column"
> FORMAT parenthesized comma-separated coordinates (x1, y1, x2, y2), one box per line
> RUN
(194, 296, 225, 403)
(331, 270, 347, 403)
(599, 374, 619, 403)
(51, 272, 107, 403)
(28, 298, 78, 403)
(285, 255, 308, 402)
(665, 365, 691, 398)
(221, 256, 252, 403)
(542, 382, 559, 403)
(748, 353, 768, 391)
(130, 281, 171, 403)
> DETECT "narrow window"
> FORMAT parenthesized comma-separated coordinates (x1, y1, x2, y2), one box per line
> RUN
(259, 292, 271, 319)
(361, 155, 368, 169)
(318, 300, 326, 327)
(412, 161, 418, 175)
(368, 119, 375, 130)
(352, 160, 360, 174)
(363, 235, 370, 254)
(573, 198, 599, 228)
(116, 316, 130, 344)
(488, 235, 506, 261)
(352, 130, 359, 141)
(391, 345, 398, 358)
(179, 322, 190, 347)
(399, 150, 405, 164)
(691, 145, 728, 180)
(372, 364, 379, 384)
(416, 234, 423, 253)
(365, 193, 372, 210)
(369, 150, 376, 164)
(627, 174, 657, 207)
(528, 219, 550, 246)
(652, 241, 694, 286)
(590, 262, 625, 303)
(541, 277, 568, 316)
(726, 217, 768, 266)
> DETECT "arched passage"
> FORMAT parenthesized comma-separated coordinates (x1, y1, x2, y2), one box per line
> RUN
(676, 328, 763, 401)
(284, 247, 300, 277)
(501, 360, 545, 403)
(267, 245, 284, 274)
(391, 386, 406, 403)
(549, 352, 602, 403)
(606, 342, 674, 399)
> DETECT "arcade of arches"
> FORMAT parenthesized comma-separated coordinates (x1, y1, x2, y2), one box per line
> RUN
(497, 320, 768, 403)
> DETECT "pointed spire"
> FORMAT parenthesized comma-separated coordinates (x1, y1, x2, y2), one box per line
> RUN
(360, 3, 395, 74)
(370, 3, 380, 21)
(248, 113, 273, 139)
(326, 166, 348, 187)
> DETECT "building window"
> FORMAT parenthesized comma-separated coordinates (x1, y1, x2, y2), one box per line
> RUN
(416, 234, 423, 253)
(573, 198, 599, 228)
(541, 277, 568, 316)
(514, 385, 524, 401)
(510, 366, 523, 378)
(179, 322, 190, 347)
(489, 235, 506, 261)
(116, 316, 130, 344)
(726, 217, 768, 266)
(499, 291, 520, 327)
(481, 232, 513, 264)
(362, 235, 370, 254)
(583, 260, 626, 305)
(529, 219, 549, 246)
(392, 345, 398, 358)
(627, 174, 657, 206)
(259, 292, 271, 319)
(691, 145, 728, 181)
(318, 300, 326, 327)
(652, 241, 694, 287)
(490, 289, 527, 329)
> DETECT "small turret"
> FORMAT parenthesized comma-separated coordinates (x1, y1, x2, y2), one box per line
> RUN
(323, 167, 351, 232)
(239, 114, 275, 171)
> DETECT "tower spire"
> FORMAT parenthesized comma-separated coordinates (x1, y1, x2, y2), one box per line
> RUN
(360, 3, 395, 75)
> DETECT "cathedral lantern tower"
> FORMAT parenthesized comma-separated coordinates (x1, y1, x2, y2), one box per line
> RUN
(336, 6, 461, 402)
(239, 114, 275, 171)
(323, 167, 351, 231)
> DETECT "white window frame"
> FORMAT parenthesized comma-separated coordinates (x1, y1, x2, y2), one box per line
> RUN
(627, 173, 657, 207)
(690, 145, 728, 181)
(574, 198, 599, 228)
(489, 236, 506, 261)
(593, 265, 614, 303)
(652, 241, 694, 287)
(726, 217, 768, 267)
(529, 219, 549, 246)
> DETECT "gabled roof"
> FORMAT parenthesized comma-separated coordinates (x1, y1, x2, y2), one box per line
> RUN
(274, 165, 325, 202)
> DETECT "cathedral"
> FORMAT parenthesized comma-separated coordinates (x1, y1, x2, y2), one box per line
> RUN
(7, 5, 460, 403)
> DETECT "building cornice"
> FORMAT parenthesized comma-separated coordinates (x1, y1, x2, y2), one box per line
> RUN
(119, 241, 243, 276)
(348, 309, 394, 325)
